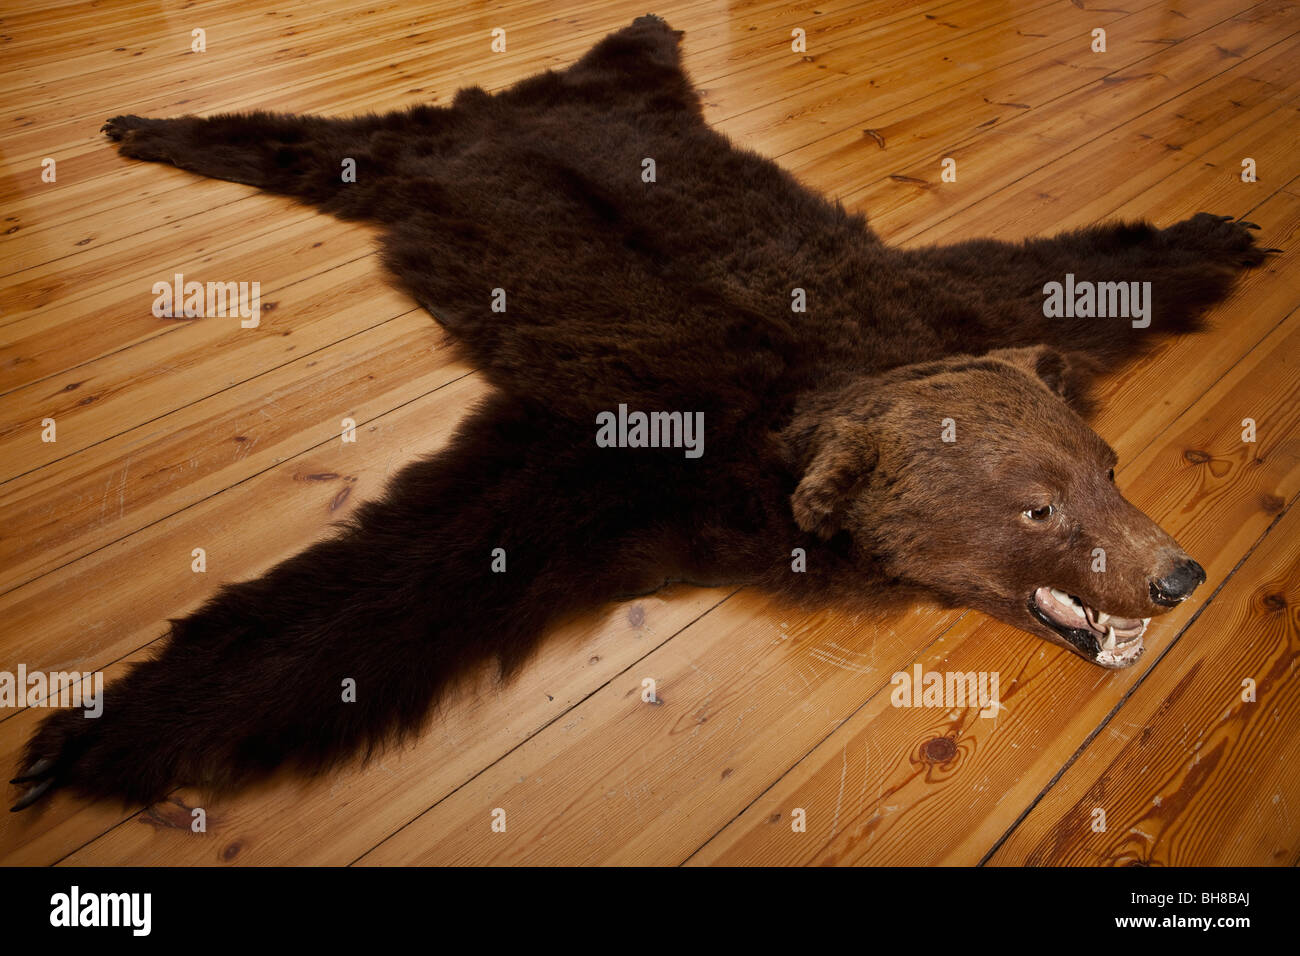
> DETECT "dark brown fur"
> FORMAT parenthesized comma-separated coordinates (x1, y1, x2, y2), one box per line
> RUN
(12, 16, 1270, 809)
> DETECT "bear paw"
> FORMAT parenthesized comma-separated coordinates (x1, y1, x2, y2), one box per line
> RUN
(8, 708, 88, 810)
(1165, 212, 1275, 268)
(101, 115, 177, 162)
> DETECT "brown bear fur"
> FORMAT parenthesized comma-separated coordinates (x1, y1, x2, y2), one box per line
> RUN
(12, 15, 1270, 809)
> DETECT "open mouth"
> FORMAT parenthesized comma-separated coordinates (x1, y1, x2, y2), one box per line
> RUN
(1028, 586, 1150, 667)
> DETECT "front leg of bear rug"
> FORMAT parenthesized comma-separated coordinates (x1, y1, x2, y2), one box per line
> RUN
(100, 17, 692, 227)
(904, 213, 1275, 362)
(10, 400, 668, 810)
(101, 106, 469, 222)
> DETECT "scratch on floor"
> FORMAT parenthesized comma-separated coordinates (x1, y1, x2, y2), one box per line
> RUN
(234, 435, 257, 461)
(117, 456, 131, 518)
(858, 739, 870, 802)
(1273, 792, 1290, 829)
(830, 743, 847, 842)
(98, 475, 112, 524)
(810, 642, 876, 674)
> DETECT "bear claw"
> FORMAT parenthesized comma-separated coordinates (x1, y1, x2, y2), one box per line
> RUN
(8, 755, 55, 785)
(102, 116, 135, 140)
(9, 752, 60, 810)
(10, 778, 55, 812)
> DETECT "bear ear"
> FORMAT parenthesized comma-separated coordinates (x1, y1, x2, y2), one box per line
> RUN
(988, 345, 1100, 410)
(790, 417, 879, 540)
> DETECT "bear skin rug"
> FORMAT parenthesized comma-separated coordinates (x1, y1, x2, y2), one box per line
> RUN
(11, 15, 1272, 810)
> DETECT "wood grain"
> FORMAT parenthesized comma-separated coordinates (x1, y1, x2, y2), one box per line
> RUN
(0, 0, 1294, 865)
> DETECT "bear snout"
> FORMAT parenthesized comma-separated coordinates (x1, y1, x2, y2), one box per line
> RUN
(1149, 556, 1206, 606)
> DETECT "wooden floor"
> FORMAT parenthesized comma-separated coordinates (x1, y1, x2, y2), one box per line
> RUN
(1, 0, 1297, 866)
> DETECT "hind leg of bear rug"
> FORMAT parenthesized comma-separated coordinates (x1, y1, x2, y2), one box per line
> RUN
(10, 400, 676, 810)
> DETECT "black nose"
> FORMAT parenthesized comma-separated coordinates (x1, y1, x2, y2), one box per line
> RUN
(1150, 558, 1206, 606)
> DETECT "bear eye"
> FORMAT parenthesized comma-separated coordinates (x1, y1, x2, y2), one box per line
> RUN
(1107, 467, 1116, 482)
(1024, 504, 1054, 521)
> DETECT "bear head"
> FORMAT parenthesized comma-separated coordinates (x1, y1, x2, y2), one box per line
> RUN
(783, 346, 1205, 668)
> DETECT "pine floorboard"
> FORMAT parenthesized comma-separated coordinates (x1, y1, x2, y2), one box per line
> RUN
(0, 0, 1295, 865)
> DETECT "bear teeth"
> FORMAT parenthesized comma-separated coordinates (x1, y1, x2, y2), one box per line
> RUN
(1049, 587, 1085, 618)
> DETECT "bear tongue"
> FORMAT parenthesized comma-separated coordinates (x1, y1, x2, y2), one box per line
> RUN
(1084, 603, 1143, 635)
(1036, 587, 1085, 627)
